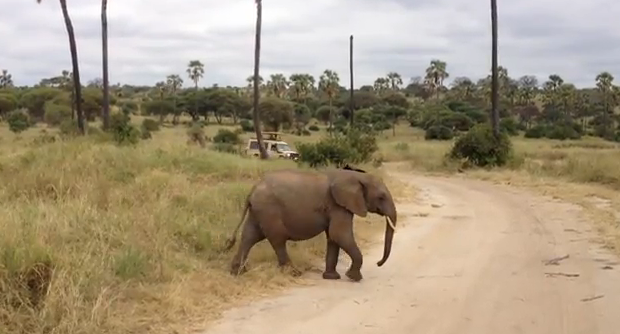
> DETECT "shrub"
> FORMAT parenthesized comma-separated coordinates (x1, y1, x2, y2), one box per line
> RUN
(141, 118, 160, 132)
(43, 102, 72, 126)
(308, 124, 319, 131)
(546, 125, 581, 140)
(187, 122, 207, 147)
(449, 123, 513, 167)
(424, 125, 454, 140)
(239, 119, 254, 132)
(213, 129, 240, 144)
(499, 117, 519, 136)
(109, 112, 140, 145)
(296, 128, 378, 167)
(524, 125, 546, 138)
(7, 109, 31, 134)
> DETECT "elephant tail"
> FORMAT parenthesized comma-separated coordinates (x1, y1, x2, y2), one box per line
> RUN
(222, 196, 251, 252)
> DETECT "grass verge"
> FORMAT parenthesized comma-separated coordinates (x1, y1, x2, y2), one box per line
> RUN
(0, 124, 410, 334)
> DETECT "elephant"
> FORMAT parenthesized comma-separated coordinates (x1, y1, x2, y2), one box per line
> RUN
(222, 166, 397, 282)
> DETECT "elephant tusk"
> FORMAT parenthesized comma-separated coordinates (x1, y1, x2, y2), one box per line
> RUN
(386, 216, 396, 231)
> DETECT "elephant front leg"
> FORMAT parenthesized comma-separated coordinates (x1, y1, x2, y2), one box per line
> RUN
(322, 236, 341, 280)
(329, 224, 363, 282)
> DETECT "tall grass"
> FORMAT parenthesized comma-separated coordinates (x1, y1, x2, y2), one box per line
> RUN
(0, 125, 401, 334)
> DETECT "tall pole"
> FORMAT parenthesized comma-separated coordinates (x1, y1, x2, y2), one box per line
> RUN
(490, 0, 500, 137)
(349, 35, 354, 127)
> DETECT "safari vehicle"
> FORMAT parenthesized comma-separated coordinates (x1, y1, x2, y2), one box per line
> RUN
(244, 132, 299, 161)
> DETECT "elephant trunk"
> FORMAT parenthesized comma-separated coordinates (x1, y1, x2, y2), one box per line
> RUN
(376, 211, 396, 267)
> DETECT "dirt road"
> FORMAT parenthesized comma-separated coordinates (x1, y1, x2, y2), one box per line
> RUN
(202, 172, 620, 334)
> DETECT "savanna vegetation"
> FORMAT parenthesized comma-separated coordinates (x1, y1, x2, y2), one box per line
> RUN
(1, 0, 619, 333)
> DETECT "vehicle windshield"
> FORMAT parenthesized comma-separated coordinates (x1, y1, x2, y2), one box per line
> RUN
(276, 143, 291, 151)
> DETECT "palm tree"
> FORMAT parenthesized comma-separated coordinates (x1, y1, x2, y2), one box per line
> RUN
(37, 0, 85, 135)
(186, 60, 204, 120)
(386, 72, 403, 91)
(101, 0, 110, 129)
(0, 70, 13, 88)
(289, 74, 314, 102)
(596, 71, 615, 136)
(319, 69, 340, 134)
(424, 59, 449, 99)
(490, 0, 499, 136)
(166, 74, 183, 123)
(253, 0, 268, 159)
(373, 77, 389, 96)
(267, 73, 289, 98)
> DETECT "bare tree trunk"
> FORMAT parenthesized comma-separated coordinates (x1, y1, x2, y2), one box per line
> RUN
(490, 0, 500, 137)
(253, 0, 269, 159)
(101, 0, 110, 130)
(61, 0, 85, 135)
(349, 35, 354, 127)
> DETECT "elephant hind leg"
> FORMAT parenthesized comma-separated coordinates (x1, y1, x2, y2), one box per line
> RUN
(230, 216, 265, 276)
(266, 237, 302, 277)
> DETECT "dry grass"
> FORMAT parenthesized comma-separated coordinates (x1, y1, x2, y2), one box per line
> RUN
(0, 120, 409, 334)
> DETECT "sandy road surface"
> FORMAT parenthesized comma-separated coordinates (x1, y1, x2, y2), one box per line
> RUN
(202, 172, 620, 334)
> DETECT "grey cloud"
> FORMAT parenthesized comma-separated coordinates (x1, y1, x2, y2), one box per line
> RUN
(2, 0, 620, 88)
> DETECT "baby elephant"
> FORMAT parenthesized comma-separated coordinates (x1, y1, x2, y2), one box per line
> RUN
(222, 167, 397, 282)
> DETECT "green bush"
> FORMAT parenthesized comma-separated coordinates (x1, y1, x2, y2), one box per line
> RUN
(449, 123, 513, 167)
(499, 117, 519, 136)
(239, 119, 254, 132)
(546, 125, 581, 140)
(141, 118, 160, 132)
(187, 122, 207, 147)
(109, 112, 140, 145)
(524, 125, 546, 138)
(213, 129, 240, 144)
(296, 128, 378, 167)
(7, 110, 31, 134)
(424, 125, 454, 140)
(43, 102, 72, 126)
(308, 124, 319, 131)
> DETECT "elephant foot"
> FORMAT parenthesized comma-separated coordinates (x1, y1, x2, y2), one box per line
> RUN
(322, 271, 341, 280)
(345, 269, 363, 282)
(230, 263, 247, 276)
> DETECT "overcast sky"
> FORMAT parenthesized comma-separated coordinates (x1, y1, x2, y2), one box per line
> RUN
(1, 0, 619, 88)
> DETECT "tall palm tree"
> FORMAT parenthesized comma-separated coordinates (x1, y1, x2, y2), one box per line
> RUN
(267, 73, 289, 98)
(373, 77, 389, 96)
(386, 72, 403, 91)
(186, 60, 204, 120)
(319, 69, 340, 134)
(288, 74, 314, 102)
(490, 0, 499, 136)
(424, 59, 449, 99)
(253, 0, 268, 159)
(101, 0, 110, 129)
(166, 74, 183, 123)
(37, 0, 85, 134)
(0, 70, 13, 88)
(596, 71, 615, 136)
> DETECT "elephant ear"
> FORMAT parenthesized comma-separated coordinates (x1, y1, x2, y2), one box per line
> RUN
(330, 174, 368, 217)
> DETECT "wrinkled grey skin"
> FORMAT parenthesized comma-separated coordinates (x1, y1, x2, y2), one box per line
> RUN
(223, 167, 397, 282)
